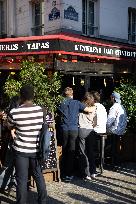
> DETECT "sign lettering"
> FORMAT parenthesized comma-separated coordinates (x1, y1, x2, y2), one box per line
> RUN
(0, 38, 135, 60)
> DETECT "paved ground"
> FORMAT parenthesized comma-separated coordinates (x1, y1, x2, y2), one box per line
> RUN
(0, 162, 136, 204)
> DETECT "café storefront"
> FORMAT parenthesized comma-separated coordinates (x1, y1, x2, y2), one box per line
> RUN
(0, 33, 135, 100)
(0, 33, 136, 181)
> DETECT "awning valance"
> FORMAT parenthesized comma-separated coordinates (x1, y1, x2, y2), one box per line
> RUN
(0, 33, 136, 60)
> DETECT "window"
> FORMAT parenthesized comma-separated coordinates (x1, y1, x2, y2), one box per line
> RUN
(82, 0, 97, 36)
(0, 0, 5, 36)
(31, 0, 44, 36)
(128, 8, 136, 43)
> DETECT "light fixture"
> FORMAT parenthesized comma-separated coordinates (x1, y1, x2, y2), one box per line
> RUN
(72, 76, 75, 85)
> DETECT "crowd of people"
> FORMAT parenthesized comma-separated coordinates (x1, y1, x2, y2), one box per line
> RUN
(0, 85, 127, 204)
(58, 87, 127, 181)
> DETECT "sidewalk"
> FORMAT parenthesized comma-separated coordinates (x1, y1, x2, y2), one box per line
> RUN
(0, 162, 136, 204)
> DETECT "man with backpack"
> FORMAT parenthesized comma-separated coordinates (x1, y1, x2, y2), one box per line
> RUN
(7, 84, 47, 204)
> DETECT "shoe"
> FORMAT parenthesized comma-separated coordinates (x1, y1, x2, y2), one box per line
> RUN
(85, 176, 92, 181)
(0, 187, 5, 194)
(91, 174, 96, 179)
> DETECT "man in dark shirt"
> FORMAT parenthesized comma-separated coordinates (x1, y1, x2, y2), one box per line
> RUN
(58, 87, 94, 181)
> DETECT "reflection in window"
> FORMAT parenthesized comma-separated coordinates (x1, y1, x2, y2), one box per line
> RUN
(82, 0, 97, 36)
(128, 8, 136, 42)
(31, 1, 44, 36)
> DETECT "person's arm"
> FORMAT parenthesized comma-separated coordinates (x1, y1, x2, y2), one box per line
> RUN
(84, 106, 96, 113)
(107, 105, 117, 128)
(7, 112, 15, 130)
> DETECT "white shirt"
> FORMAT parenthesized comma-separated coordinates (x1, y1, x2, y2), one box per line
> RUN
(93, 103, 107, 133)
(107, 102, 127, 135)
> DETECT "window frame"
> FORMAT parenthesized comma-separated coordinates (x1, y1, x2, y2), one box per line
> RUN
(31, 0, 44, 36)
(82, 0, 98, 36)
(0, 0, 6, 36)
(128, 8, 136, 43)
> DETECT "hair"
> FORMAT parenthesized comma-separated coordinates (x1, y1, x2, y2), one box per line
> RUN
(20, 84, 34, 101)
(82, 92, 94, 106)
(90, 91, 100, 103)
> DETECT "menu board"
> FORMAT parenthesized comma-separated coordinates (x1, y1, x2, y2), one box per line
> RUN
(41, 112, 58, 170)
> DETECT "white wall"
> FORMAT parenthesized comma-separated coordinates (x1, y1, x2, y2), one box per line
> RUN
(9, 0, 136, 40)
(44, 0, 61, 33)
(44, 0, 82, 33)
(61, 0, 82, 32)
(99, 0, 136, 40)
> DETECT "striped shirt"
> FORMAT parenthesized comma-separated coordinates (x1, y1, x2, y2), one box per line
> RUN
(8, 104, 43, 154)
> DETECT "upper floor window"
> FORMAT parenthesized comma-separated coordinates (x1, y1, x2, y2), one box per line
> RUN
(128, 8, 136, 43)
(0, 0, 5, 37)
(31, 0, 44, 36)
(82, 0, 98, 36)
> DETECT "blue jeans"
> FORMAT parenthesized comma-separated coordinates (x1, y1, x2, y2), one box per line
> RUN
(14, 153, 47, 204)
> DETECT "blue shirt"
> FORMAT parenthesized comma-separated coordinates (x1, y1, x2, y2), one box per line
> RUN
(58, 97, 86, 130)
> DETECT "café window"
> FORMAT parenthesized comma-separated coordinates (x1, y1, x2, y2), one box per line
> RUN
(82, 0, 98, 36)
(0, 0, 5, 37)
(31, 0, 44, 36)
(128, 8, 136, 43)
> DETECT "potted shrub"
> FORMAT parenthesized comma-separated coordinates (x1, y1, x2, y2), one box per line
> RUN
(115, 83, 136, 161)
(4, 60, 63, 113)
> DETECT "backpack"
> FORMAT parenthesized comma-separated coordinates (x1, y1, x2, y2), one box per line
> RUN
(38, 122, 52, 161)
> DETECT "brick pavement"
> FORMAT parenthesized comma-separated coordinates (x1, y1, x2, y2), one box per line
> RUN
(0, 162, 136, 204)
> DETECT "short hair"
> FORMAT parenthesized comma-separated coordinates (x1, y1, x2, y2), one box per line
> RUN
(20, 84, 34, 101)
(63, 87, 73, 97)
(90, 91, 100, 102)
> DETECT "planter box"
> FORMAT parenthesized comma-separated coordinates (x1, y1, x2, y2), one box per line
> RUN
(121, 132, 136, 162)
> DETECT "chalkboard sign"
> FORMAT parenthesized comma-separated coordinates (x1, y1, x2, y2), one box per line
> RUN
(41, 112, 58, 171)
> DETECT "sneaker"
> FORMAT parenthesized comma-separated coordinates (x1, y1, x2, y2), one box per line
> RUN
(85, 176, 92, 181)
(91, 174, 96, 179)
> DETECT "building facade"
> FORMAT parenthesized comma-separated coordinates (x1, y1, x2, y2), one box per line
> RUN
(0, 0, 136, 99)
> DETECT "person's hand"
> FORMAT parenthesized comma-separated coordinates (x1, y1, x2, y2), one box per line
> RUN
(11, 129, 16, 139)
(2, 112, 7, 120)
(0, 111, 3, 119)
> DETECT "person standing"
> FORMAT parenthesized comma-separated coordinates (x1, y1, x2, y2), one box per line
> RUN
(7, 84, 47, 204)
(0, 96, 20, 192)
(107, 91, 127, 165)
(78, 92, 97, 180)
(58, 87, 95, 181)
(90, 91, 107, 175)
(90, 91, 107, 135)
